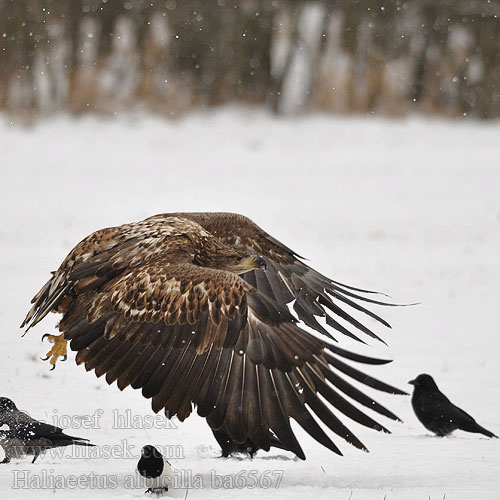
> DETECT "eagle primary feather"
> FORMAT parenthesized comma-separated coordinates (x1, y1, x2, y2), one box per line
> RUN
(21, 212, 405, 459)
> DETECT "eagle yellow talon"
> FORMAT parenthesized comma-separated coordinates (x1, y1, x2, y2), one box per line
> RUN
(41, 334, 68, 369)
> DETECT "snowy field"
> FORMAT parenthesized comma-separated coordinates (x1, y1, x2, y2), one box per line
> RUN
(1, 108, 499, 499)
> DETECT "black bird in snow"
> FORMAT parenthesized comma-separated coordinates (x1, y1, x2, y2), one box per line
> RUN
(0, 397, 95, 463)
(136, 444, 174, 495)
(408, 374, 497, 438)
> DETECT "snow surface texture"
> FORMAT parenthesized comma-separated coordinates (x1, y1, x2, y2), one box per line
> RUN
(1, 108, 499, 499)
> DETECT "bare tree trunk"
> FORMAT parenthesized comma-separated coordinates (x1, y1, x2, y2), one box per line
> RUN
(0, 0, 498, 118)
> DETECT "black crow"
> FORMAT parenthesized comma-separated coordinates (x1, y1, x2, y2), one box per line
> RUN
(211, 423, 292, 458)
(0, 397, 95, 463)
(136, 445, 174, 495)
(408, 374, 497, 438)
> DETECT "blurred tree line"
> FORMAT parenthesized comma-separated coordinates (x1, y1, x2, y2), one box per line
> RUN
(0, 0, 498, 119)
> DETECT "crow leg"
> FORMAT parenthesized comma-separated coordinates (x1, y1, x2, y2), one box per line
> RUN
(145, 487, 168, 496)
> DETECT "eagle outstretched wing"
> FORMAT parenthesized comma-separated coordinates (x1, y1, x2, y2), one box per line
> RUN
(60, 261, 402, 459)
(168, 212, 395, 343)
(21, 213, 405, 459)
(22, 216, 217, 330)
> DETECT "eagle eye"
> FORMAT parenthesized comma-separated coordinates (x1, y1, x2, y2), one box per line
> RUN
(235, 256, 242, 262)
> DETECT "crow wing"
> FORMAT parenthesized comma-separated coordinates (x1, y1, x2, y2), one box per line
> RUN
(4, 411, 89, 443)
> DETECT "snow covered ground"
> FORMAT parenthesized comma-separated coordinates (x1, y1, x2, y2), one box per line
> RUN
(1, 108, 499, 499)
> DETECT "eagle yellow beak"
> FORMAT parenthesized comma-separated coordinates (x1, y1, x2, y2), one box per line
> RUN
(238, 255, 267, 271)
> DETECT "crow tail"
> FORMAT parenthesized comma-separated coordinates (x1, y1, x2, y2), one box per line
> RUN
(476, 425, 498, 438)
(465, 423, 498, 438)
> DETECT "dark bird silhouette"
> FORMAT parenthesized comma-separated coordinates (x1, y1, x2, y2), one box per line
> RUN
(0, 397, 95, 463)
(408, 374, 497, 438)
(136, 445, 174, 495)
(212, 423, 291, 458)
(22, 212, 406, 459)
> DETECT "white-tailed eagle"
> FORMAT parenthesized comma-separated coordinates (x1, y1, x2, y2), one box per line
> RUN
(21, 212, 405, 459)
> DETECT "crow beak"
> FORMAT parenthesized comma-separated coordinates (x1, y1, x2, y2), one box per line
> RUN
(408, 379, 415, 385)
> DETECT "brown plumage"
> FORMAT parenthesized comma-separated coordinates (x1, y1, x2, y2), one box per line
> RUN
(22, 212, 405, 459)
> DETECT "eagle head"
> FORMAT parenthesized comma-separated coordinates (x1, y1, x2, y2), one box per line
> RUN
(196, 245, 266, 275)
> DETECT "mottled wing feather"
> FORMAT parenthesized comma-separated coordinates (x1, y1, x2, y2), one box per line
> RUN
(175, 212, 396, 344)
(21, 217, 212, 330)
(58, 262, 403, 459)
